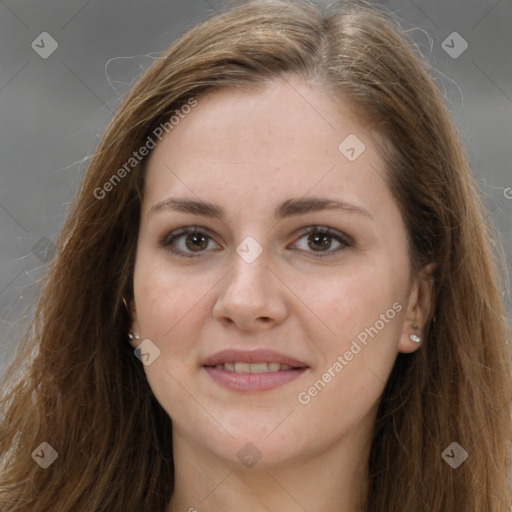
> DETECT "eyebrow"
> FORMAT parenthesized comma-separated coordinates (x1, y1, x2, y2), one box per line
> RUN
(148, 196, 373, 221)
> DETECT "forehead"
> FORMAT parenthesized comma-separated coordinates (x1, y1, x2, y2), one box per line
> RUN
(149, 81, 360, 160)
(141, 78, 392, 222)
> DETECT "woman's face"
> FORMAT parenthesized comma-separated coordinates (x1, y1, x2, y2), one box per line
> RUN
(130, 78, 427, 468)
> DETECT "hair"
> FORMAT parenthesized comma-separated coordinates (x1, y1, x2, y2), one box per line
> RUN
(1, 0, 511, 510)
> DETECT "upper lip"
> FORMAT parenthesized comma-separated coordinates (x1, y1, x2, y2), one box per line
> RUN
(202, 349, 308, 368)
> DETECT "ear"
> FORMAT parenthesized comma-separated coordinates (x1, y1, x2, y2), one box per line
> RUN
(398, 262, 436, 354)
(128, 298, 140, 349)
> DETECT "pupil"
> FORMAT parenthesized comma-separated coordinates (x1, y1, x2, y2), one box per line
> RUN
(187, 233, 207, 251)
(309, 233, 330, 251)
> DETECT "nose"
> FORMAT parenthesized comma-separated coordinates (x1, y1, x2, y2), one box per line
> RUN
(212, 247, 289, 332)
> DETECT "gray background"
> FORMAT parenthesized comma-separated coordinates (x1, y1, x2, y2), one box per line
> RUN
(1, 0, 511, 377)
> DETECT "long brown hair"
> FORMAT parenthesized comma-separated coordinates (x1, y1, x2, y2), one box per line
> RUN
(1, 1, 510, 510)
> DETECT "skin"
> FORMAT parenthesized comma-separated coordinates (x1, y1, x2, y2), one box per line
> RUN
(129, 77, 434, 512)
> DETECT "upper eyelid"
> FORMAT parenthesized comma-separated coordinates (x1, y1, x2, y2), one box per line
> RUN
(161, 226, 219, 244)
(291, 226, 352, 245)
(162, 224, 350, 240)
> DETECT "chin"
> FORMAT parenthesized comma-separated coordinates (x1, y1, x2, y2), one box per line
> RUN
(190, 418, 311, 468)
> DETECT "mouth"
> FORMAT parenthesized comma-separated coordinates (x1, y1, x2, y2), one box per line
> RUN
(201, 349, 309, 392)
(206, 362, 299, 373)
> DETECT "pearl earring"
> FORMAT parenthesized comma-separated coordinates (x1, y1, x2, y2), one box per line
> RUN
(409, 322, 421, 343)
(128, 332, 140, 341)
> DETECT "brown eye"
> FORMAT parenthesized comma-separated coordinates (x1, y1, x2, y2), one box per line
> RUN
(183, 232, 209, 252)
(161, 227, 219, 258)
(160, 225, 351, 259)
(308, 232, 334, 251)
(290, 226, 351, 259)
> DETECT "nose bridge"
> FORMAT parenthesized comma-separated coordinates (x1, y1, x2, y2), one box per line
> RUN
(225, 240, 272, 304)
(212, 236, 288, 328)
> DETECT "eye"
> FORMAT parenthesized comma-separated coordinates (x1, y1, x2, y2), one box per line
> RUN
(290, 226, 351, 259)
(159, 225, 352, 259)
(160, 226, 220, 258)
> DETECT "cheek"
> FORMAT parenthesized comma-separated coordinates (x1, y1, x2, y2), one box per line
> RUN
(295, 259, 405, 398)
(135, 255, 202, 331)
(133, 261, 206, 418)
(293, 260, 403, 341)
(133, 257, 209, 375)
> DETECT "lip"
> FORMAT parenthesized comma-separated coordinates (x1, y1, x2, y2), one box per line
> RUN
(202, 349, 309, 392)
(204, 367, 308, 392)
(201, 349, 308, 368)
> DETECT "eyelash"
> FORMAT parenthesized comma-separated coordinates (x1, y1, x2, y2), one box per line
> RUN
(159, 225, 352, 259)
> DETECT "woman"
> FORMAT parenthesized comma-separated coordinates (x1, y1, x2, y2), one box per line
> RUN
(1, 0, 510, 510)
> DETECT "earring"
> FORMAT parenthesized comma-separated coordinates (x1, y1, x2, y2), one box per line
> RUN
(128, 332, 140, 341)
(409, 322, 421, 343)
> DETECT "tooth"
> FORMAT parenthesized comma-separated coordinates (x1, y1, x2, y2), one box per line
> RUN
(220, 361, 296, 373)
(249, 363, 269, 373)
(234, 362, 251, 373)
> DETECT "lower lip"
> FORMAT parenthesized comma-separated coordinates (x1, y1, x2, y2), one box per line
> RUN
(203, 367, 308, 392)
